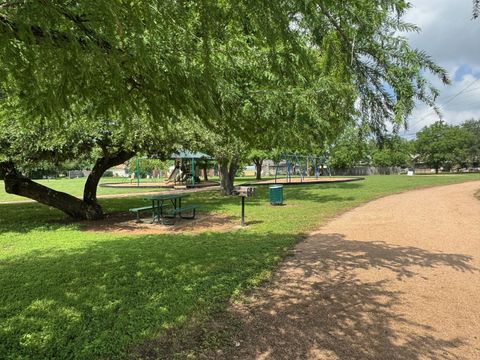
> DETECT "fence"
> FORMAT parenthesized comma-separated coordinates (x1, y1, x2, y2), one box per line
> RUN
(67, 170, 92, 179)
(331, 166, 402, 176)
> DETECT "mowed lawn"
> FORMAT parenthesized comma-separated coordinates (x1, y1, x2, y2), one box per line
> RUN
(0, 176, 264, 203)
(0, 177, 172, 203)
(1, 175, 479, 359)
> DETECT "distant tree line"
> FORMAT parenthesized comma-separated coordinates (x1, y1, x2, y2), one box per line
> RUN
(327, 120, 480, 173)
(415, 120, 480, 173)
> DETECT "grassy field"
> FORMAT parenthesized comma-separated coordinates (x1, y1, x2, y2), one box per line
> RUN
(1, 174, 479, 359)
(0, 177, 174, 203)
(0, 176, 270, 203)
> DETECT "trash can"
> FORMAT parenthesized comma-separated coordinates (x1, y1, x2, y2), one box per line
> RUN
(269, 185, 284, 205)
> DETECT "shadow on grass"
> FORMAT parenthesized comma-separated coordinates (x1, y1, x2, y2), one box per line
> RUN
(0, 193, 231, 234)
(0, 186, 355, 234)
(0, 231, 296, 359)
(0, 227, 477, 359)
(197, 233, 477, 360)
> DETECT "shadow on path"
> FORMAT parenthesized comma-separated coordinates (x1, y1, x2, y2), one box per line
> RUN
(220, 233, 477, 360)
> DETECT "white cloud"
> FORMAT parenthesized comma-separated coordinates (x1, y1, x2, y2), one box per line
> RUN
(404, 0, 479, 68)
(400, 0, 480, 136)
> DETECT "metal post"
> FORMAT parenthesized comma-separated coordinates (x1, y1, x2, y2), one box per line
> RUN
(191, 158, 195, 187)
(241, 196, 245, 227)
(274, 160, 278, 183)
(300, 155, 304, 182)
(295, 155, 303, 182)
(136, 158, 140, 187)
(287, 159, 290, 183)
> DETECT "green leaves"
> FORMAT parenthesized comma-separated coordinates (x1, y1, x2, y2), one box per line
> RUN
(415, 121, 472, 171)
(0, 0, 449, 177)
(0, 0, 446, 132)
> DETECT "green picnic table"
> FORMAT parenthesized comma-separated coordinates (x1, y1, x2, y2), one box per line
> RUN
(129, 193, 197, 224)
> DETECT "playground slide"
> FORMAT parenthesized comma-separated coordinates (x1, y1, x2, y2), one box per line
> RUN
(166, 168, 179, 183)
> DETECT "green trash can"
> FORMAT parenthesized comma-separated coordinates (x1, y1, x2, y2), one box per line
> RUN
(269, 185, 284, 205)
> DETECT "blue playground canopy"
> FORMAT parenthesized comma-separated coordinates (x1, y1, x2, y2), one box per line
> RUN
(171, 151, 212, 159)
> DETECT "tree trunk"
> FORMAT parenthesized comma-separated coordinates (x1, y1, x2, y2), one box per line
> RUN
(202, 162, 209, 181)
(218, 156, 238, 195)
(1, 161, 103, 219)
(1, 150, 134, 220)
(83, 150, 134, 206)
(253, 158, 264, 180)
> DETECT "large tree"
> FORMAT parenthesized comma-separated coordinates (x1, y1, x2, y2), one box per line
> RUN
(461, 119, 480, 167)
(0, 115, 188, 219)
(415, 121, 469, 173)
(328, 125, 370, 169)
(195, 0, 449, 194)
(248, 150, 271, 181)
(1, 1, 449, 213)
(371, 135, 412, 168)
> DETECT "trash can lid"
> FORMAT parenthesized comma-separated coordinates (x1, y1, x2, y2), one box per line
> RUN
(269, 185, 284, 189)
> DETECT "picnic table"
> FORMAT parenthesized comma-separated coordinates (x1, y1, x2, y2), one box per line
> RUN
(129, 193, 197, 224)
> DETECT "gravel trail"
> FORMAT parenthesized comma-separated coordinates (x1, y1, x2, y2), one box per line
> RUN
(227, 181, 480, 360)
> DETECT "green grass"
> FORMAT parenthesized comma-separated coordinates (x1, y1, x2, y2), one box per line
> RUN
(0, 175, 346, 203)
(0, 176, 273, 203)
(1, 174, 479, 359)
(0, 178, 177, 203)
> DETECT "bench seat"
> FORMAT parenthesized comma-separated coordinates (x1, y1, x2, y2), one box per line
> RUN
(129, 206, 154, 212)
(129, 206, 156, 222)
(166, 205, 198, 220)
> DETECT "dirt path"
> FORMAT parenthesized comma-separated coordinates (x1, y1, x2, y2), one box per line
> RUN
(226, 181, 480, 360)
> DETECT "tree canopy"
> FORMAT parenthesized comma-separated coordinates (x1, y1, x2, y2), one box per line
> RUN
(414, 121, 470, 173)
(370, 135, 411, 168)
(328, 125, 370, 169)
(0, 0, 450, 217)
(1, 1, 447, 128)
(461, 119, 480, 167)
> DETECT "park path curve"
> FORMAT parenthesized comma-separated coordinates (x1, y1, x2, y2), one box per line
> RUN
(226, 181, 480, 360)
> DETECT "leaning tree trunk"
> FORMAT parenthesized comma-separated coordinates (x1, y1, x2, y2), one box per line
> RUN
(1, 150, 134, 220)
(83, 150, 135, 209)
(218, 156, 238, 195)
(1, 161, 103, 219)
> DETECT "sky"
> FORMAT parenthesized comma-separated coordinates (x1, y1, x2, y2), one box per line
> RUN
(399, 0, 480, 138)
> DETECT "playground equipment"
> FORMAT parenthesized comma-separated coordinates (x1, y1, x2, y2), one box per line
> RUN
(166, 167, 180, 183)
(131, 157, 146, 187)
(168, 151, 212, 187)
(121, 152, 214, 188)
(273, 154, 331, 184)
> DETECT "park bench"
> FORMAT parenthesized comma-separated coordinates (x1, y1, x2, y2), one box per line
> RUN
(129, 204, 170, 223)
(129, 206, 154, 222)
(166, 205, 198, 220)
